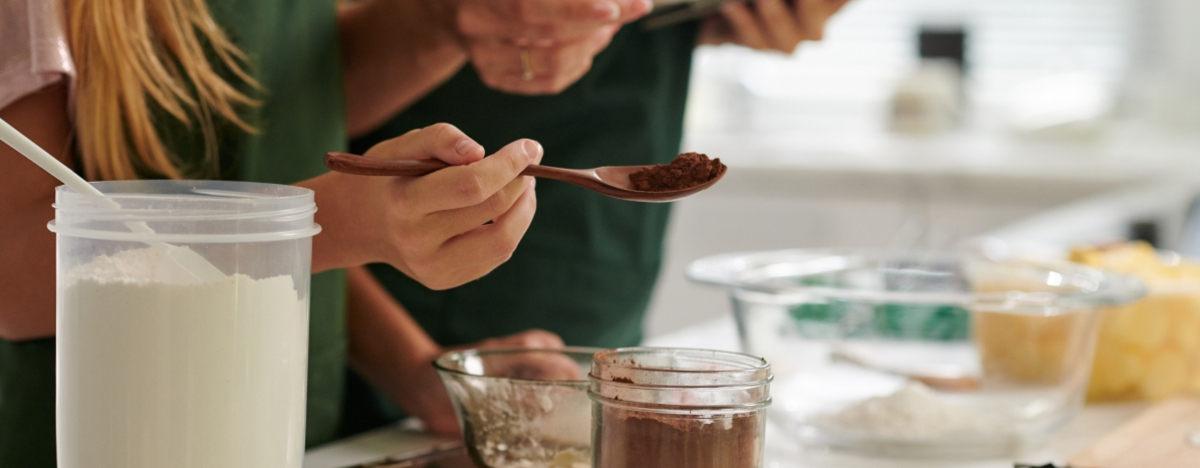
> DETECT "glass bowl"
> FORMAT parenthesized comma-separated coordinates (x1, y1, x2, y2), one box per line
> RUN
(434, 347, 599, 468)
(688, 249, 1145, 459)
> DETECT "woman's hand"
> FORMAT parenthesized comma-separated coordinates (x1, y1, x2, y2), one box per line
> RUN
(345, 265, 568, 437)
(302, 123, 541, 290)
(399, 329, 567, 435)
(455, 0, 653, 95)
(699, 0, 853, 53)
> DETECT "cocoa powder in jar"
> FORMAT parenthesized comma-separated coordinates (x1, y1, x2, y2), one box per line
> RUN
(588, 348, 772, 468)
(593, 405, 764, 468)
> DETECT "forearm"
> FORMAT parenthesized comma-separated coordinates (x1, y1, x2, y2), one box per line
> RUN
(0, 199, 57, 340)
(0, 83, 72, 341)
(296, 172, 373, 273)
(339, 0, 468, 138)
(345, 265, 441, 401)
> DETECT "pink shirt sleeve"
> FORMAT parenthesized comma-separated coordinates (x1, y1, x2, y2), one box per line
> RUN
(0, 0, 74, 110)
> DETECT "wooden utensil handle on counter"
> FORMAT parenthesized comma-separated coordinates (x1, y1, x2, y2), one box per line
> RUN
(1069, 398, 1200, 468)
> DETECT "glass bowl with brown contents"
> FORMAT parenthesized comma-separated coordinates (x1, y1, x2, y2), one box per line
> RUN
(588, 348, 773, 468)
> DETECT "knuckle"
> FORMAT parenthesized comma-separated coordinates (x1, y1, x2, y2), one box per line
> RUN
(426, 277, 456, 291)
(485, 191, 509, 216)
(550, 63, 588, 93)
(426, 122, 456, 136)
(426, 123, 460, 152)
(533, 23, 559, 38)
(478, 72, 506, 90)
(540, 52, 563, 75)
(513, 335, 539, 346)
(407, 259, 434, 283)
(513, 0, 536, 23)
(549, 79, 571, 94)
(488, 232, 519, 260)
(453, 172, 489, 204)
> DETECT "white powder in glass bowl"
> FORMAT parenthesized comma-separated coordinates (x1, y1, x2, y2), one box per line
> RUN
(818, 382, 994, 438)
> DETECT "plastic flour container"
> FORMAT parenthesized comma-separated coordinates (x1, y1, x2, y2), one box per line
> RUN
(49, 180, 320, 468)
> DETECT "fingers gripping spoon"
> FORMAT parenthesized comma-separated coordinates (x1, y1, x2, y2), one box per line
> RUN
(323, 151, 727, 203)
(0, 118, 225, 284)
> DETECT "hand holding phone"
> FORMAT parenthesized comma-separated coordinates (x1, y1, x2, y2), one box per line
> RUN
(650, 0, 852, 55)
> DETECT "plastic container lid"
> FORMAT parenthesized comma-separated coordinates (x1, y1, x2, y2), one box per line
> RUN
(48, 180, 320, 243)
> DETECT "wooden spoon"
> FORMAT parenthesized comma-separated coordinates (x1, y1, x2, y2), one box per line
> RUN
(324, 152, 726, 203)
(832, 348, 982, 392)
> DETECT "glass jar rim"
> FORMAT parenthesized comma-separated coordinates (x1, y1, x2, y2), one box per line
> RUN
(433, 346, 601, 387)
(590, 347, 773, 387)
(588, 348, 773, 411)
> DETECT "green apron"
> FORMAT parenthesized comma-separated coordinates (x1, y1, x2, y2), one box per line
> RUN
(341, 22, 699, 432)
(0, 1, 348, 465)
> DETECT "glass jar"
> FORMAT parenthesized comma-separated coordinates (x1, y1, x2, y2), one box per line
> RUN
(589, 348, 773, 468)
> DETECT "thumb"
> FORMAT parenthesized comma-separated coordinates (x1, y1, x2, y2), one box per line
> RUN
(363, 123, 486, 165)
(617, 0, 654, 21)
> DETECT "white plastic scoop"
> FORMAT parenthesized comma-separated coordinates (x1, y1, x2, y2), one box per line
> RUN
(0, 118, 225, 284)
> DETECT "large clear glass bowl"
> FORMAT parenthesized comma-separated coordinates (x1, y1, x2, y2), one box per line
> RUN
(434, 348, 598, 468)
(687, 249, 1145, 459)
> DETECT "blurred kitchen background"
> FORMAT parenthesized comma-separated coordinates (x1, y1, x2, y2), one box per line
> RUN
(644, 0, 1200, 338)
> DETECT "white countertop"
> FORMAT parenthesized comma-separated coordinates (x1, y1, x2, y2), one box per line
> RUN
(302, 130, 1196, 466)
(648, 317, 1149, 468)
(303, 315, 1148, 468)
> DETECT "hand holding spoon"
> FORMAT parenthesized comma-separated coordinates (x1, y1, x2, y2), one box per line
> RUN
(324, 152, 726, 203)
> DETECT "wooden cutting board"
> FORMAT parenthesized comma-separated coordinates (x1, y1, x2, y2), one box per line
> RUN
(1069, 397, 1200, 468)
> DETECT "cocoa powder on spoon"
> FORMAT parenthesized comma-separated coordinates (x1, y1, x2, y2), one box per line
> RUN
(629, 153, 723, 192)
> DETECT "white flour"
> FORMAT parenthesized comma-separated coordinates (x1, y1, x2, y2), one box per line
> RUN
(57, 248, 309, 468)
(820, 382, 993, 438)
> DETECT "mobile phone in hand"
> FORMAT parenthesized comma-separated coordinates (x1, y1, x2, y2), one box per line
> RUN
(642, 0, 745, 30)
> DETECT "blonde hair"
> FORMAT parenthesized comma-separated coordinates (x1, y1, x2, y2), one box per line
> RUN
(67, 0, 259, 181)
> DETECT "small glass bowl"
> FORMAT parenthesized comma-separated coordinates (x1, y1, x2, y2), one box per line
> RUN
(434, 347, 599, 468)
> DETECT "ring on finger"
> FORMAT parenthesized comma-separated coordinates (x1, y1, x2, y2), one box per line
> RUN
(519, 48, 534, 81)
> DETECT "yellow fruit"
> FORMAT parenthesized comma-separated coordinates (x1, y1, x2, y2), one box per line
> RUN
(1114, 348, 1147, 393)
(1073, 242, 1200, 401)
(1088, 344, 1122, 398)
(1138, 350, 1187, 399)
(1170, 302, 1200, 352)
(1122, 301, 1170, 350)
(1190, 368, 1200, 393)
(976, 311, 1090, 384)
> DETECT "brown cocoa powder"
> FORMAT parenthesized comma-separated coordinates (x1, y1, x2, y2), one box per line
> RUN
(593, 405, 763, 468)
(629, 153, 724, 192)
